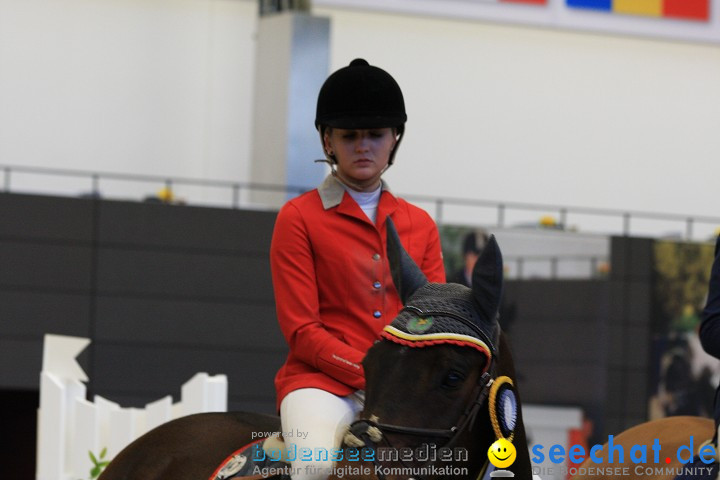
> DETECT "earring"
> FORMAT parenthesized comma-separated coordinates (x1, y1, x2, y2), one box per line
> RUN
(327, 150, 334, 156)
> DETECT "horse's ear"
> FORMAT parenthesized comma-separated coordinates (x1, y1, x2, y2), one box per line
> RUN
(471, 234, 504, 322)
(386, 217, 428, 304)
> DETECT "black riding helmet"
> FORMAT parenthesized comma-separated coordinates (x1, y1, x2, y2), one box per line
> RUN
(315, 58, 406, 165)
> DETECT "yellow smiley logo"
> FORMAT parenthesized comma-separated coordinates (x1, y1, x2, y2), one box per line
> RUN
(487, 438, 516, 469)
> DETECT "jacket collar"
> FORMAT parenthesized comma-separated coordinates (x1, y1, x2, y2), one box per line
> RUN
(318, 174, 393, 210)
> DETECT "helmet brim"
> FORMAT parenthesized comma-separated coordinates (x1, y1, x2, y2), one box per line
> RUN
(316, 114, 407, 130)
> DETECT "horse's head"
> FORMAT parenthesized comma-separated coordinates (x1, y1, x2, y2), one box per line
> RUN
(340, 219, 530, 479)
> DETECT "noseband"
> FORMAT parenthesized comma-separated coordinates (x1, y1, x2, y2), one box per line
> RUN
(345, 370, 496, 480)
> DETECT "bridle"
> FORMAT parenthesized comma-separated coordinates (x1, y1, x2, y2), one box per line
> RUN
(344, 290, 510, 480)
(345, 367, 497, 480)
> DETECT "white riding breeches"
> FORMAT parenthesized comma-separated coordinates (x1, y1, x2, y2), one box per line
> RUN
(280, 388, 364, 480)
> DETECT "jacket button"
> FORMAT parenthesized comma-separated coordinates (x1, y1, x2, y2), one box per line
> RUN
(372, 253, 381, 261)
(373, 311, 382, 318)
(373, 281, 381, 289)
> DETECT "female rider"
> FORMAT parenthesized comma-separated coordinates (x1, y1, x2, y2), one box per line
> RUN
(269, 59, 446, 480)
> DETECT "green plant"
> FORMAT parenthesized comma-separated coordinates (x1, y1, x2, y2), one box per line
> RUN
(88, 448, 110, 479)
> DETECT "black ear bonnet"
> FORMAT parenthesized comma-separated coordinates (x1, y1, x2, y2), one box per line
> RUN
(382, 218, 503, 369)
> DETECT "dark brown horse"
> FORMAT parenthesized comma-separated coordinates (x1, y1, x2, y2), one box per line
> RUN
(100, 221, 531, 480)
(327, 334, 529, 480)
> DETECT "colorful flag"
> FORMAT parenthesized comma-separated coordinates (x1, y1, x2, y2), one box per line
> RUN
(566, 0, 709, 21)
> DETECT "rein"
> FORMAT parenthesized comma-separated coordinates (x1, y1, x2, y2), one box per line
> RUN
(345, 371, 495, 480)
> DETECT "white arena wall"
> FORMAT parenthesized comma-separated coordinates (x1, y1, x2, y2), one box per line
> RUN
(0, 0, 719, 226)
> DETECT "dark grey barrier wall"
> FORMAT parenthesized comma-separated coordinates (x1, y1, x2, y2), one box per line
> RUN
(502, 279, 611, 442)
(0, 194, 95, 388)
(605, 236, 655, 434)
(504, 236, 654, 444)
(0, 192, 658, 469)
(91, 200, 284, 413)
(0, 192, 286, 414)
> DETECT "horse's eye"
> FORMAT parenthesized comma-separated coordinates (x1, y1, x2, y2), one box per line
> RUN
(442, 370, 465, 389)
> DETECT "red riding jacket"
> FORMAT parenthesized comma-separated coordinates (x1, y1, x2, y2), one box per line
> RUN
(270, 175, 446, 408)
